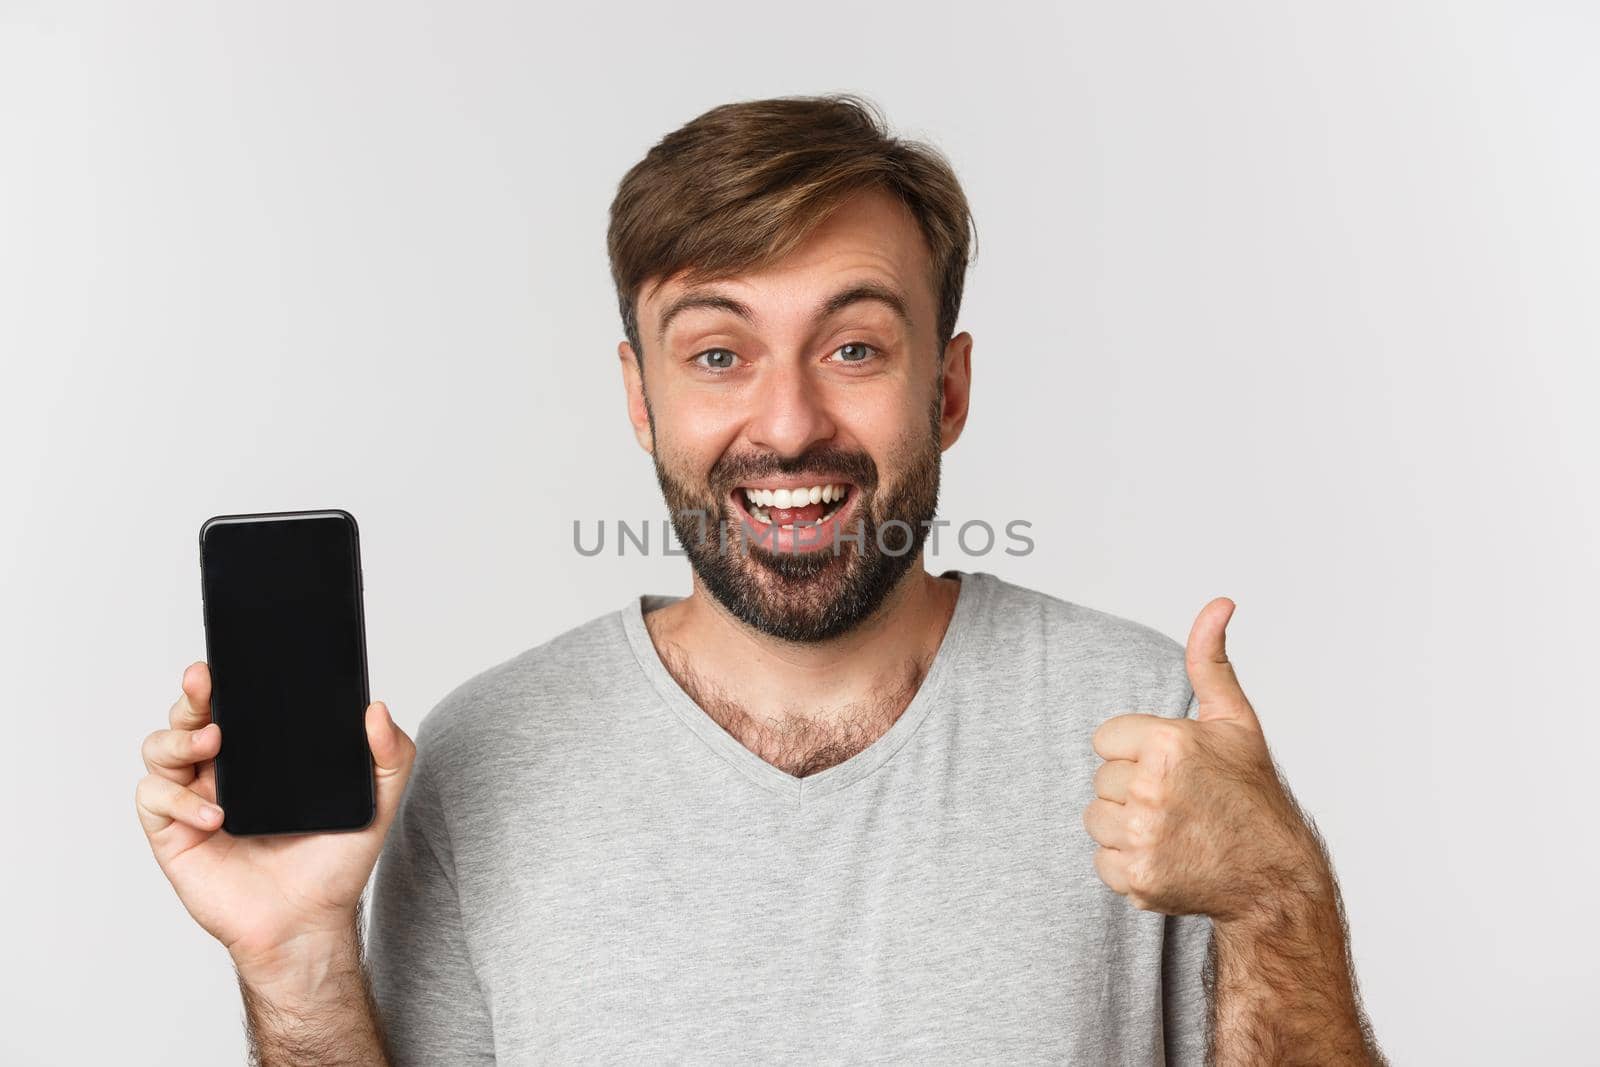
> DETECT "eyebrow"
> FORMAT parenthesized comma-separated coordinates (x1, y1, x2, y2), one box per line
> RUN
(654, 281, 914, 348)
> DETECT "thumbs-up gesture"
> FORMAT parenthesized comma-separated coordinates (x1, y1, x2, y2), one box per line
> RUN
(1083, 597, 1325, 922)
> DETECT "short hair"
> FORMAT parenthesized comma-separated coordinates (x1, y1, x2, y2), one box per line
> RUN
(607, 93, 978, 366)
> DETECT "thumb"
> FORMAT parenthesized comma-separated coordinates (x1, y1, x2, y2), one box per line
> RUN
(365, 700, 417, 822)
(1185, 597, 1258, 728)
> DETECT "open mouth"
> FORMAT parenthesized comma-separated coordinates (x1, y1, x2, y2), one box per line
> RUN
(738, 482, 852, 527)
(729, 481, 859, 553)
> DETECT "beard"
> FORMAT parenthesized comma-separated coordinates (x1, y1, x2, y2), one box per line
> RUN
(652, 399, 943, 643)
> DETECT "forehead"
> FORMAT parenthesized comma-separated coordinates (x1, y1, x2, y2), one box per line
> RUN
(641, 186, 934, 336)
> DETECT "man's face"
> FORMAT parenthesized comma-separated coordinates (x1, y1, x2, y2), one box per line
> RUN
(619, 187, 972, 641)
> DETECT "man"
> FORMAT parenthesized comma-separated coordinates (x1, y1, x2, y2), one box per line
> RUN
(137, 94, 1384, 1064)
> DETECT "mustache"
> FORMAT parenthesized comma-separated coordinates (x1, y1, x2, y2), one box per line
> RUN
(706, 445, 879, 495)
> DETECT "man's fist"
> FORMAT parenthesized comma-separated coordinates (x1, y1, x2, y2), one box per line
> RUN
(1082, 597, 1323, 924)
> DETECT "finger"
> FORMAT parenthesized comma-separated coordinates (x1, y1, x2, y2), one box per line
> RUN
(1093, 846, 1131, 894)
(194, 742, 218, 800)
(1092, 713, 1173, 762)
(134, 773, 224, 836)
(169, 662, 213, 730)
(1093, 758, 1138, 803)
(366, 702, 416, 824)
(1081, 797, 1133, 849)
(140, 723, 220, 784)
(1185, 598, 1258, 726)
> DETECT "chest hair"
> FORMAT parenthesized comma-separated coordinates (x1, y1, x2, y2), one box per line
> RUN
(654, 641, 928, 778)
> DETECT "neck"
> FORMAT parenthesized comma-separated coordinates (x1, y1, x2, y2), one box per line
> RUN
(644, 560, 962, 746)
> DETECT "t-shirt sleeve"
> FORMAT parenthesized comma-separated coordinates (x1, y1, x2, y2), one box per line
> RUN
(1162, 687, 1215, 1066)
(365, 750, 496, 1065)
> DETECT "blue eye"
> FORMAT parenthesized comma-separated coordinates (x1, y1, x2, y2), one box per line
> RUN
(695, 348, 739, 370)
(831, 341, 879, 364)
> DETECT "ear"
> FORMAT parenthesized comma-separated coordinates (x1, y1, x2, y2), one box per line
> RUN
(618, 340, 654, 454)
(938, 331, 973, 452)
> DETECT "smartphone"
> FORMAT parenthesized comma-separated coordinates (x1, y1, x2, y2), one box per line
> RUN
(198, 508, 376, 836)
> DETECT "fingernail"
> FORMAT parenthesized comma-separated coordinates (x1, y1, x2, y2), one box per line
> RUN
(201, 804, 223, 824)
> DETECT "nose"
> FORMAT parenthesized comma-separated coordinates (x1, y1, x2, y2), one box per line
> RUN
(745, 358, 837, 459)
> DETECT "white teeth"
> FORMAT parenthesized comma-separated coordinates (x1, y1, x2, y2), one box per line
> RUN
(740, 483, 849, 516)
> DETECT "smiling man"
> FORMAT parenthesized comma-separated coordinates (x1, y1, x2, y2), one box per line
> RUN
(137, 94, 1384, 1065)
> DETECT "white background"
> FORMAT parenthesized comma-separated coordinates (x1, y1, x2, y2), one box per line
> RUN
(3, 2, 1596, 1062)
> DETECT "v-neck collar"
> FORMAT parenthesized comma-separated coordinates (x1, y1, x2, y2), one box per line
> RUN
(621, 569, 988, 806)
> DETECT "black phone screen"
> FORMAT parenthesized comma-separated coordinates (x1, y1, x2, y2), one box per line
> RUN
(199, 510, 375, 835)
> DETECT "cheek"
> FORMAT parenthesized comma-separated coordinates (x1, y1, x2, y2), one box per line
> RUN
(853, 403, 938, 479)
(656, 375, 751, 429)
(651, 400, 743, 477)
(834, 383, 929, 445)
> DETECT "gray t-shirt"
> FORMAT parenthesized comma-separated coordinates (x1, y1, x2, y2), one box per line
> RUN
(366, 569, 1213, 1064)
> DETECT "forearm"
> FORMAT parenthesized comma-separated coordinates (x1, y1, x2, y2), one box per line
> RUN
(1208, 826, 1385, 1066)
(236, 921, 392, 1067)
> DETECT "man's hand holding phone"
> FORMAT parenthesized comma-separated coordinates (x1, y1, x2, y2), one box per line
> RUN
(134, 661, 415, 997)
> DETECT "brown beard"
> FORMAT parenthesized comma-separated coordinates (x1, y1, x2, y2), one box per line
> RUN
(651, 396, 943, 642)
